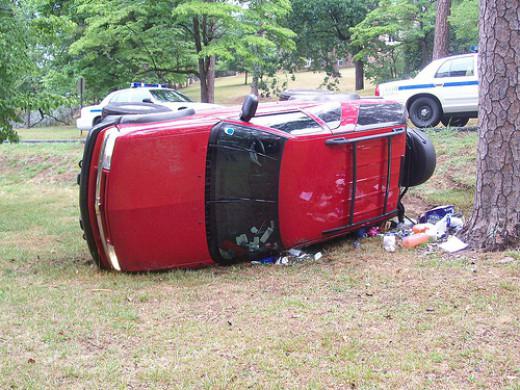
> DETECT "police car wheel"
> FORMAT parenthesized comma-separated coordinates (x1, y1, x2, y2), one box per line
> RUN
(409, 97, 441, 128)
(441, 116, 470, 128)
(93, 116, 102, 126)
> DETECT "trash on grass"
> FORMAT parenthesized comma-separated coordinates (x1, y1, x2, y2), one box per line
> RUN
(383, 235, 396, 252)
(253, 248, 324, 266)
(438, 236, 468, 253)
(402, 232, 431, 248)
(418, 205, 455, 224)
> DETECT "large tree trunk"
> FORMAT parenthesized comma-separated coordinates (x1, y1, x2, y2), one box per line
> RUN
(250, 74, 259, 97)
(432, 0, 451, 60)
(198, 56, 215, 104)
(464, 0, 520, 251)
(354, 60, 364, 91)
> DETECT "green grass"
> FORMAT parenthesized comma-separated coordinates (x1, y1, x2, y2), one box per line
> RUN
(181, 68, 374, 104)
(15, 126, 86, 141)
(408, 129, 478, 215)
(2, 131, 520, 388)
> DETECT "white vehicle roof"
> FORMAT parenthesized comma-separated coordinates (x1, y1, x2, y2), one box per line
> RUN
(414, 53, 477, 80)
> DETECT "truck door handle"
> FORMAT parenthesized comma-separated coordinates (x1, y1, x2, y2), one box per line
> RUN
(325, 138, 348, 145)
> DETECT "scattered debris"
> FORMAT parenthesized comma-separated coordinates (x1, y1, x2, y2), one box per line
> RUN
(380, 205, 469, 254)
(253, 249, 324, 266)
(418, 205, 455, 224)
(383, 235, 396, 252)
(438, 236, 469, 253)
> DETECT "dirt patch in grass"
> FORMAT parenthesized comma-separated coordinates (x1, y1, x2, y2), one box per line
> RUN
(1, 153, 77, 184)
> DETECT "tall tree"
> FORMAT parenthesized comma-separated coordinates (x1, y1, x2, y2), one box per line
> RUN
(70, 0, 196, 102)
(432, 0, 451, 60)
(288, 0, 374, 91)
(464, 0, 520, 250)
(351, 0, 435, 83)
(0, 0, 29, 142)
(173, 0, 294, 102)
(449, 0, 479, 51)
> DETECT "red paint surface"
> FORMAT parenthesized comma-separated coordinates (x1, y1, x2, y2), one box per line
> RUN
(86, 99, 408, 271)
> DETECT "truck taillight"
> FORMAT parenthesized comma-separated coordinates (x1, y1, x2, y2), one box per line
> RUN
(375, 85, 380, 97)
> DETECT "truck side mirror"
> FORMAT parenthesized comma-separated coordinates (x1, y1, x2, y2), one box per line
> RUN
(240, 94, 258, 122)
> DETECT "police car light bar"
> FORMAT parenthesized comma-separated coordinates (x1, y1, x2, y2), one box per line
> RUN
(130, 82, 167, 88)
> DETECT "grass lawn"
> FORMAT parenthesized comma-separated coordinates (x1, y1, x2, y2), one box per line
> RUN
(15, 126, 86, 141)
(1, 131, 520, 389)
(181, 68, 375, 104)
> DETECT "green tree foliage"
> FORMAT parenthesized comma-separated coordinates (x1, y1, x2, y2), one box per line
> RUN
(68, 0, 195, 101)
(351, 0, 436, 83)
(0, 1, 29, 142)
(288, 0, 374, 90)
(173, 0, 295, 101)
(450, 0, 479, 49)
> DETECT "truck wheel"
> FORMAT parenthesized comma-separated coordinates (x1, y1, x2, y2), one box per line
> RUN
(409, 97, 442, 128)
(441, 116, 470, 127)
(400, 128, 437, 187)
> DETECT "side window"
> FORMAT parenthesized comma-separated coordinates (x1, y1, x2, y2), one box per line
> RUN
(357, 103, 405, 127)
(308, 103, 342, 129)
(435, 57, 474, 78)
(250, 111, 321, 135)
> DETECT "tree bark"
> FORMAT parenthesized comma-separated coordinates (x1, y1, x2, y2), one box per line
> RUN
(354, 60, 364, 91)
(193, 15, 215, 103)
(432, 0, 451, 60)
(464, 0, 520, 251)
(250, 74, 259, 97)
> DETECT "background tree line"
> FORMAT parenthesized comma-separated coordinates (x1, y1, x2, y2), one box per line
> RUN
(1, 0, 478, 141)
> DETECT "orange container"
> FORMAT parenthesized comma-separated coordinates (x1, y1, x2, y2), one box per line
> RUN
(402, 233, 431, 248)
(412, 223, 435, 234)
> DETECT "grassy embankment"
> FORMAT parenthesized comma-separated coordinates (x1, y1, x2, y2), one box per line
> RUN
(2, 130, 520, 388)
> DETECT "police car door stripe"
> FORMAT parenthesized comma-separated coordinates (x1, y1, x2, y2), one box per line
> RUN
(398, 84, 435, 91)
(443, 80, 479, 87)
(398, 80, 479, 91)
(90, 109, 102, 113)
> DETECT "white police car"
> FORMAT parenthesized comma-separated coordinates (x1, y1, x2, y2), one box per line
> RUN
(376, 54, 478, 128)
(76, 83, 218, 131)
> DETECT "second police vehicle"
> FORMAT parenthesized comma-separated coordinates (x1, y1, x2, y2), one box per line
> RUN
(376, 53, 478, 128)
(76, 82, 219, 131)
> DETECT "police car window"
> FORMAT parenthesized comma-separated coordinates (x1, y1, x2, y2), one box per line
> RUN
(250, 112, 321, 135)
(308, 103, 342, 129)
(150, 89, 191, 103)
(110, 89, 150, 103)
(435, 57, 474, 78)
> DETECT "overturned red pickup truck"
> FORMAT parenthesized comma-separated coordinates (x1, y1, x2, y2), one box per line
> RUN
(79, 96, 435, 272)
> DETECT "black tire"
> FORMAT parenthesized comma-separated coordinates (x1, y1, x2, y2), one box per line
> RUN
(409, 96, 442, 128)
(101, 102, 171, 119)
(441, 116, 470, 127)
(92, 116, 102, 127)
(400, 128, 437, 187)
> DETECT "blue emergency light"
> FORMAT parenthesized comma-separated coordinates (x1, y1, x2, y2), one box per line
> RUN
(130, 82, 167, 88)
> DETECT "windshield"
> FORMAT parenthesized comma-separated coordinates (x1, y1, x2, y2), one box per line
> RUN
(150, 89, 192, 103)
(250, 111, 322, 134)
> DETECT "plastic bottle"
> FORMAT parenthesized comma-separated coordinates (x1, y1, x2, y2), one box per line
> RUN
(402, 233, 431, 248)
